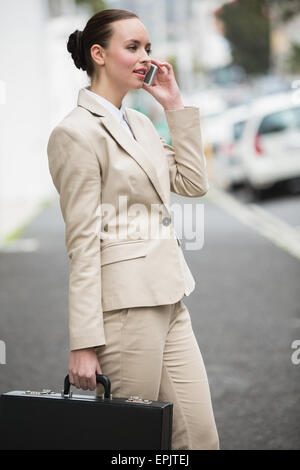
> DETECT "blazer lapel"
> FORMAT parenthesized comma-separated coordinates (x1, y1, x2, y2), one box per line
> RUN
(77, 88, 170, 213)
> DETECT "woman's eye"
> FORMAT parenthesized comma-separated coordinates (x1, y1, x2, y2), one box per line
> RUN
(128, 46, 152, 55)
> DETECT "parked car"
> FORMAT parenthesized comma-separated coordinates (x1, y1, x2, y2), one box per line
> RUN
(236, 91, 300, 199)
(211, 104, 249, 188)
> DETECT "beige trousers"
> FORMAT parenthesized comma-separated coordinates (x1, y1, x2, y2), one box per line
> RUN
(94, 298, 220, 450)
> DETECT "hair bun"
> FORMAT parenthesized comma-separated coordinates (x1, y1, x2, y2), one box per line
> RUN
(67, 29, 86, 71)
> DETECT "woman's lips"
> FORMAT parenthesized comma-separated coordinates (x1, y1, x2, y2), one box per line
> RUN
(133, 71, 146, 78)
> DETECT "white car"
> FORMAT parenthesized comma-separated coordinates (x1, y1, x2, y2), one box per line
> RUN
(210, 104, 249, 188)
(236, 91, 300, 198)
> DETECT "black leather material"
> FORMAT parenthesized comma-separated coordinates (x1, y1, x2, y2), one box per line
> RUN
(0, 374, 173, 450)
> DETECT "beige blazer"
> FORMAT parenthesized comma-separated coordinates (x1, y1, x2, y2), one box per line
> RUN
(47, 88, 209, 351)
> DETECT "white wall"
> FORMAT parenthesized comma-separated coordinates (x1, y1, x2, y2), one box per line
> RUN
(0, 0, 90, 245)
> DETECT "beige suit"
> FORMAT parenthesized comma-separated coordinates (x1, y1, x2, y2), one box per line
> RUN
(47, 88, 220, 450)
(47, 88, 209, 352)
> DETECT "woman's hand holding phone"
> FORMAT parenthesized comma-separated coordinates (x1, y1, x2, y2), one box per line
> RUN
(142, 58, 184, 110)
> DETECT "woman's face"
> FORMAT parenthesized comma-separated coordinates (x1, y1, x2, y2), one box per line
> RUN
(101, 18, 152, 91)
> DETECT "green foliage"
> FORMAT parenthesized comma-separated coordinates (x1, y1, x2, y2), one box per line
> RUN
(285, 42, 300, 73)
(267, 0, 300, 23)
(74, 0, 108, 14)
(217, 0, 271, 75)
(166, 55, 179, 82)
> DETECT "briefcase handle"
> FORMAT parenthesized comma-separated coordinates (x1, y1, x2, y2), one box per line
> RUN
(63, 373, 111, 398)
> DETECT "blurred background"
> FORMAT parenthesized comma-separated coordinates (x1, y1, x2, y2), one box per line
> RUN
(0, 0, 300, 450)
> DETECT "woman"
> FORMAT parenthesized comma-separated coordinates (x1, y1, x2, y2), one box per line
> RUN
(47, 8, 219, 450)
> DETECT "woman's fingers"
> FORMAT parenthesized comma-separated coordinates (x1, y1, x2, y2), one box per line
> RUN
(73, 375, 80, 389)
(69, 349, 101, 391)
(150, 58, 171, 72)
(80, 377, 88, 390)
(150, 57, 169, 66)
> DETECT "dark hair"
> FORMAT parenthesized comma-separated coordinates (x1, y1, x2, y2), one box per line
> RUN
(67, 8, 139, 78)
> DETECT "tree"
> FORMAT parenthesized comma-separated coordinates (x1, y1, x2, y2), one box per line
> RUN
(74, 0, 108, 14)
(266, 0, 300, 22)
(215, 0, 271, 76)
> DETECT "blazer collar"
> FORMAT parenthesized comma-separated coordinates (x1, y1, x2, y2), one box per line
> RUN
(77, 88, 170, 214)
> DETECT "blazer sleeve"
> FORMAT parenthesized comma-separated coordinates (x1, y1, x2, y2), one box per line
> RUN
(160, 105, 209, 197)
(47, 126, 105, 351)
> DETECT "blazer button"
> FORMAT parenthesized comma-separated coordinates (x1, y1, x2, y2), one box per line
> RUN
(162, 216, 171, 226)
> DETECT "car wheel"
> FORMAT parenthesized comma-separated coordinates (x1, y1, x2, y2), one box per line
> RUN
(245, 181, 264, 202)
(287, 177, 300, 194)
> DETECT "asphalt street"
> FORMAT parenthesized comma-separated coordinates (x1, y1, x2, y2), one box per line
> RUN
(0, 184, 299, 450)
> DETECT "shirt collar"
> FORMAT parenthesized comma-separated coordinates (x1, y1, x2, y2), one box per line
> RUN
(83, 86, 126, 123)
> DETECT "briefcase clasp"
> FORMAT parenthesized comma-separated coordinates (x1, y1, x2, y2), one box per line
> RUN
(61, 390, 73, 398)
(126, 395, 153, 404)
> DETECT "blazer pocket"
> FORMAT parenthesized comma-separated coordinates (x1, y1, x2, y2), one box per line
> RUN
(100, 239, 149, 267)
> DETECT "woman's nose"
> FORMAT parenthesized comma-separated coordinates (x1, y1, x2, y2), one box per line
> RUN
(142, 58, 152, 69)
(141, 52, 152, 64)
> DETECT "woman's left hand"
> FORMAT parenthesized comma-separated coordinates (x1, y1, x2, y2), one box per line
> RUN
(142, 58, 184, 110)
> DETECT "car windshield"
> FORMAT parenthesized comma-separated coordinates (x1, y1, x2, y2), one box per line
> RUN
(258, 106, 300, 135)
(233, 120, 247, 141)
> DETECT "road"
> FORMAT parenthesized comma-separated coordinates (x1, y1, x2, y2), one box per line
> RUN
(0, 182, 299, 450)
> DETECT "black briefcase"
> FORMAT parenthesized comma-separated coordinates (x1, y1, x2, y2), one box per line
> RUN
(0, 373, 173, 450)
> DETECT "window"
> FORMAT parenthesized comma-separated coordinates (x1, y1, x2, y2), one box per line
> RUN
(258, 107, 300, 135)
(233, 120, 247, 141)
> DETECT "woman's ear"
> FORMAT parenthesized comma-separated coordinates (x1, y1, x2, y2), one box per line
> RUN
(90, 44, 106, 67)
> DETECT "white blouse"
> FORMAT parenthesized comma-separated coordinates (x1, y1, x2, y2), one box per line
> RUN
(83, 86, 136, 139)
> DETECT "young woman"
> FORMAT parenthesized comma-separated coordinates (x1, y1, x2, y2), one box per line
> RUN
(47, 8, 219, 450)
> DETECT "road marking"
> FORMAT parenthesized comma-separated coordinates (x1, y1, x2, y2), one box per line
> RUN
(204, 186, 300, 261)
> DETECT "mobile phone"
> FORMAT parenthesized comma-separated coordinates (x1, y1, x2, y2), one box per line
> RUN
(144, 63, 158, 86)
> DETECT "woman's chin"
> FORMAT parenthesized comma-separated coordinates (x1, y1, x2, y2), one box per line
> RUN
(131, 76, 145, 88)
(128, 84, 144, 91)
